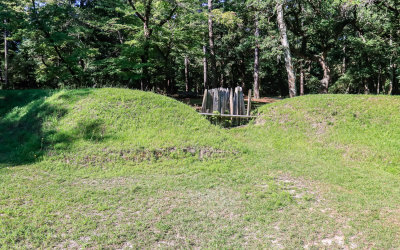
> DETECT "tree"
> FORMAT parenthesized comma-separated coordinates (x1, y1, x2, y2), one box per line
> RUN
(276, 1, 296, 97)
(0, 0, 398, 97)
(3, 19, 8, 88)
(207, 0, 217, 88)
(253, 13, 260, 99)
(127, 0, 177, 90)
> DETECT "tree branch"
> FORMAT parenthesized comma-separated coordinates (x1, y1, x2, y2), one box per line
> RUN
(127, 0, 146, 23)
(157, 4, 177, 27)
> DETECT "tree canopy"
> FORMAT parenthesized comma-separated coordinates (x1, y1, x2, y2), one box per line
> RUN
(1, 0, 399, 96)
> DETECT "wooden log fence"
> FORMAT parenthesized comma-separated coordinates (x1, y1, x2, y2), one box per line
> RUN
(200, 87, 254, 119)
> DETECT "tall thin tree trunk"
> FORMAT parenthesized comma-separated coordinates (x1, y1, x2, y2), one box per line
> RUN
(208, 0, 217, 88)
(203, 45, 207, 89)
(219, 51, 225, 87)
(300, 62, 305, 96)
(141, 21, 151, 90)
(389, 35, 395, 95)
(253, 14, 260, 99)
(240, 59, 246, 89)
(390, 63, 397, 95)
(3, 19, 8, 88)
(276, 2, 296, 98)
(342, 45, 346, 75)
(377, 66, 381, 94)
(184, 56, 189, 92)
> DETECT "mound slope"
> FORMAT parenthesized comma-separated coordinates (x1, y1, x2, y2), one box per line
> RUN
(254, 94, 400, 174)
(0, 88, 233, 166)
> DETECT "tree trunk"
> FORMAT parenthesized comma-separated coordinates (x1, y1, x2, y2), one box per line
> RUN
(363, 78, 369, 94)
(300, 62, 305, 96)
(3, 19, 8, 88)
(388, 76, 393, 95)
(253, 14, 260, 99)
(388, 36, 395, 95)
(240, 59, 246, 89)
(141, 20, 151, 90)
(390, 63, 397, 95)
(208, 0, 217, 88)
(184, 56, 189, 92)
(389, 59, 394, 95)
(220, 60, 225, 87)
(377, 66, 381, 94)
(317, 53, 330, 94)
(163, 52, 171, 93)
(342, 45, 346, 75)
(203, 45, 207, 89)
(276, 2, 296, 98)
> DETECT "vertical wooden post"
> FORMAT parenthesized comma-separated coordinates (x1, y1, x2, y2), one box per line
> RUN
(212, 89, 218, 113)
(229, 88, 234, 115)
(221, 89, 226, 114)
(201, 89, 208, 113)
(247, 89, 252, 116)
(209, 89, 213, 113)
(234, 87, 239, 115)
(238, 87, 245, 115)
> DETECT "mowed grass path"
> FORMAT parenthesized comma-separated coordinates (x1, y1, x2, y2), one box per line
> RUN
(1, 89, 400, 248)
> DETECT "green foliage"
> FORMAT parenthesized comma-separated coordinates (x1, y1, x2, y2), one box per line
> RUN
(329, 74, 352, 93)
(0, 0, 399, 95)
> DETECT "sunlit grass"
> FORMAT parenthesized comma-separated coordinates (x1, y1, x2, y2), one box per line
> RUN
(1, 90, 400, 248)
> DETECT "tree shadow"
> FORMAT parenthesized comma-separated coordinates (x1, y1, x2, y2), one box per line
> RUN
(0, 90, 56, 117)
(77, 119, 107, 141)
(0, 89, 92, 168)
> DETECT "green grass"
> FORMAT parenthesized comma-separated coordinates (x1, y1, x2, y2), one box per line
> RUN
(1, 89, 400, 248)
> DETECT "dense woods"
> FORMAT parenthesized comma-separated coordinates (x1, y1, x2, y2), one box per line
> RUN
(0, 0, 399, 96)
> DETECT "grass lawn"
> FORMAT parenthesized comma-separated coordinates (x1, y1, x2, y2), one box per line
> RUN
(1, 88, 400, 248)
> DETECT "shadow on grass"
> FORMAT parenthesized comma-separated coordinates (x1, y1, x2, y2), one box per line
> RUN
(0, 89, 93, 168)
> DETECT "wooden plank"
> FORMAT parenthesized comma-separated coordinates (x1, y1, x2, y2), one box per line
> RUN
(208, 89, 213, 113)
(225, 89, 228, 114)
(247, 89, 252, 116)
(229, 88, 234, 115)
(216, 89, 220, 113)
(206, 89, 211, 113)
(203, 87, 258, 117)
(201, 89, 208, 113)
(244, 97, 280, 103)
(218, 88, 222, 113)
(199, 113, 257, 118)
(221, 89, 226, 114)
(235, 86, 243, 115)
(240, 89, 245, 115)
(234, 87, 239, 115)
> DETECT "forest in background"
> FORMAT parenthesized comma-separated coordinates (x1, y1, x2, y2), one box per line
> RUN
(0, 0, 399, 97)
